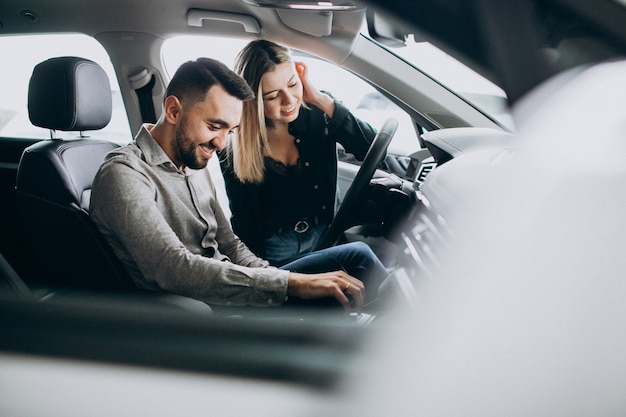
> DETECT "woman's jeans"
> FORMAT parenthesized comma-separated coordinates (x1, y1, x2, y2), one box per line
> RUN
(279, 240, 388, 307)
(264, 224, 326, 267)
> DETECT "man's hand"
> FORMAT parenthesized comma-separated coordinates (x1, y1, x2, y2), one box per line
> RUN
(287, 271, 364, 312)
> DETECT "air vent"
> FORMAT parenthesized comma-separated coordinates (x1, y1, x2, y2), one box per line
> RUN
(414, 161, 436, 190)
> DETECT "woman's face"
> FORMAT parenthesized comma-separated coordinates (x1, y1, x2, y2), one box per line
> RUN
(260, 61, 302, 125)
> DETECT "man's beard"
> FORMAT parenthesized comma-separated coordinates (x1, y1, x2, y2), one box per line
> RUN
(174, 115, 208, 170)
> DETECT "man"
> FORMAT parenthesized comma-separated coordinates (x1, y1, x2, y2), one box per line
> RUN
(91, 58, 386, 311)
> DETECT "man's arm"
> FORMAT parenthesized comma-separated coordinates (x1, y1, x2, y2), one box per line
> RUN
(90, 157, 289, 307)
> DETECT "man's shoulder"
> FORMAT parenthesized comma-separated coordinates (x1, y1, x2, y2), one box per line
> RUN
(93, 143, 156, 188)
(101, 142, 146, 168)
(106, 141, 142, 159)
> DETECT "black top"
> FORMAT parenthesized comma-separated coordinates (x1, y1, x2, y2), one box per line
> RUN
(220, 97, 377, 258)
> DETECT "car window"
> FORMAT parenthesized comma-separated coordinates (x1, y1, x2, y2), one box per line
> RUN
(374, 34, 514, 131)
(0, 34, 132, 143)
(161, 36, 419, 158)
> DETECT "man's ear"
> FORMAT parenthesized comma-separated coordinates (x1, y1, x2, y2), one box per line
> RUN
(163, 96, 182, 124)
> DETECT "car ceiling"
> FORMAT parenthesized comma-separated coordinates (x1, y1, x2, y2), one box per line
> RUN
(0, 0, 376, 100)
(1, 0, 261, 36)
(0, 0, 364, 58)
(2, 0, 625, 106)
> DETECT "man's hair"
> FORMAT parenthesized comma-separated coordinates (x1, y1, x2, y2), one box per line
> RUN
(164, 57, 254, 105)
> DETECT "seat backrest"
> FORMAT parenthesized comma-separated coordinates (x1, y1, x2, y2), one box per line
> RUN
(15, 56, 134, 291)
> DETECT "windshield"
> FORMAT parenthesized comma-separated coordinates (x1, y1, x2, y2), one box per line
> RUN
(374, 34, 514, 131)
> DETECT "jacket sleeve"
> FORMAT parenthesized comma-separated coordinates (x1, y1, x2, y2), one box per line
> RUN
(325, 96, 378, 161)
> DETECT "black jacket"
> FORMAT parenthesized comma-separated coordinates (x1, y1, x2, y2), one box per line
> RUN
(220, 98, 376, 258)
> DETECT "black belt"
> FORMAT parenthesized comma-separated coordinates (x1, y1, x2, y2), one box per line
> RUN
(276, 216, 319, 235)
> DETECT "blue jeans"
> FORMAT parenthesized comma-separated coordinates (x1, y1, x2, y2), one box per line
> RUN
(264, 224, 326, 267)
(279, 241, 388, 306)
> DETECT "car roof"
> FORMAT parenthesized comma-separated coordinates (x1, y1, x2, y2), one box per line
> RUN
(2, 0, 625, 105)
(0, 0, 364, 68)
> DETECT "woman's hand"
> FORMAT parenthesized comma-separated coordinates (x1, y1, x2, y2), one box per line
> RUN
(287, 270, 364, 312)
(295, 61, 335, 118)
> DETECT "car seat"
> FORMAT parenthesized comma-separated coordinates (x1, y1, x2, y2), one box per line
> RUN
(0, 251, 34, 300)
(15, 56, 135, 291)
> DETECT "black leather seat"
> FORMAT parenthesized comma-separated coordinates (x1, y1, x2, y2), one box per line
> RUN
(0, 251, 34, 300)
(15, 56, 135, 291)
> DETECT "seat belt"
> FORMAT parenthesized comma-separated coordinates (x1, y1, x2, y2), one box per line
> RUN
(129, 69, 157, 123)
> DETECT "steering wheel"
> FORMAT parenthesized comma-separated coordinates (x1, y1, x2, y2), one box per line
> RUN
(314, 117, 398, 250)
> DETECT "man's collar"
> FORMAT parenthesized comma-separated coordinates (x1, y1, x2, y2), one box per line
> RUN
(135, 124, 176, 167)
(135, 124, 203, 176)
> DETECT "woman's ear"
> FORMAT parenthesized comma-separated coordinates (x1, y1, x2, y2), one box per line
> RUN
(295, 62, 305, 78)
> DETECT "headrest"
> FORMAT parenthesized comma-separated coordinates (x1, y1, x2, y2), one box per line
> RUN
(28, 56, 112, 131)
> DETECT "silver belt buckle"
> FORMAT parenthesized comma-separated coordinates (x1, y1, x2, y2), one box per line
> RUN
(294, 220, 309, 233)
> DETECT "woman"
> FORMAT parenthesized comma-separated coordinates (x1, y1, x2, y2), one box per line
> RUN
(221, 39, 378, 267)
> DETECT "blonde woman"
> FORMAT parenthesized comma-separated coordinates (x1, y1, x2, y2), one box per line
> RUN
(220, 39, 380, 269)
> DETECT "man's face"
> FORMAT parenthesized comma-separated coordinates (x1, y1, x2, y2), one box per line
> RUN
(173, 85, 243, 170)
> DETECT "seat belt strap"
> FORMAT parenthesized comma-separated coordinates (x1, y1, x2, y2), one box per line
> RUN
(129, 69, 157, 123)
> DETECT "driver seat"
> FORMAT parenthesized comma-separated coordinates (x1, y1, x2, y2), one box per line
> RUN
(15, 56, 135, 291)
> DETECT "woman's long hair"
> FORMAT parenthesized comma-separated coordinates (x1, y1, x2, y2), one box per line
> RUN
(229, 39, 292, 183)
